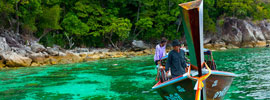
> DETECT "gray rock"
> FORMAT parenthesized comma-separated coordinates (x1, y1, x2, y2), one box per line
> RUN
(221, 18, 269, 46)
(221, 18, 243, 46)
(74, 48, 89, 53)
(0, 37, 11, 52)
(42, 52, 49, 57)
(24, 46, 34, 54)
(31, 42, 45, 53)
(29, 52, 45, 59)
(58, 52, 66, 56)
(204, 36, 212, 44)
(53, 44, 66, 52)
(47, 47, 59, 56)
(90, 48, 110, 54)
(258, 20, 270, 40)
(204, 34, 222, 44)
(0, 29, 24, 48)
(11, 47, 27, 56)
(132, 40, 149, 51)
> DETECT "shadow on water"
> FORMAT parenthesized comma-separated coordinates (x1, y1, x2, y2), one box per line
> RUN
(1, 48, 270, 99)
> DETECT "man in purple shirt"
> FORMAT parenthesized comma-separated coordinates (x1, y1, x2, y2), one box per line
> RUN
(154, 40, 167, 65)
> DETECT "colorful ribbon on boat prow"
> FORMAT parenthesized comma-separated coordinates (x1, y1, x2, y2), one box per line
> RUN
(187, 62, 212, 100)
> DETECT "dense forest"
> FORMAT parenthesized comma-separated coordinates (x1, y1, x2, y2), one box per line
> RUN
(0, 0, 270, 49)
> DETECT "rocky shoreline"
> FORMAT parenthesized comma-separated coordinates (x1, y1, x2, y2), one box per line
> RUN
(0, 40, 154, 68)
(204, 17, 270, 50)
(204, 40, 270, 50)
(0, 29, 154, 69)
(0, 40, 267, 69)
(0, 47, 154, 68)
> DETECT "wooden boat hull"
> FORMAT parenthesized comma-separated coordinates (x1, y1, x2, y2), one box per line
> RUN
(205, 71, 235, 100)
(152, 70, 236, 100)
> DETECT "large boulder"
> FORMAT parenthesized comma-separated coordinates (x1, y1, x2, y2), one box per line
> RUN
(0, 37, 11, 52)
(221, 18, 243, 46)
(132, 40, 149, 51)
(0, 30, 24, 48)
(29, 52, 46, 64)
(221, 17, 270, 47)
(31, 42, 46, 53)
(11, 47, 27, 56)
(258, 20, 270, 40)
(204, 34, 221, 44)
(46, 47, 65, 56)
(240, 21, 266, 42)
(1, 52, 32, 67)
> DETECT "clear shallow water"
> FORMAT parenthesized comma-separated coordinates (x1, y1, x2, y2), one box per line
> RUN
(0, 48, 270, 100)
(214, 48, 270, 100)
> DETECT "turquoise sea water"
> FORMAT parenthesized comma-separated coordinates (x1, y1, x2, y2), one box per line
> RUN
(0, 48, 270, 100)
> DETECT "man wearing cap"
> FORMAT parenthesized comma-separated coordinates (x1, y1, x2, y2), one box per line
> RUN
(165, 40, 187, 78)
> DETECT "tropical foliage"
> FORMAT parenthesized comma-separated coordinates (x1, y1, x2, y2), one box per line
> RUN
(0, 0, 269, 48)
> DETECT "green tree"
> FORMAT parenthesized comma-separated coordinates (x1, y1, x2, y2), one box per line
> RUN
(61, 13, 89, 36)
(0, 0, 15, 28)
(101, 17, 132, 49)
(19, 0, 42, 34)
(37, 5, 61, 41)
(133, 17, 153, 39)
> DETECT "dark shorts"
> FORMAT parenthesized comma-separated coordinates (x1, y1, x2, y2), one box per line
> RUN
(155, 60, 160, 65)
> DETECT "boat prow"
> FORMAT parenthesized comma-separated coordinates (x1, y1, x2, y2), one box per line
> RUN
(152, 70, 237, 100)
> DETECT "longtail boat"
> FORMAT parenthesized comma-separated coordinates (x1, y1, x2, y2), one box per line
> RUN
(152, 0, 237, 100)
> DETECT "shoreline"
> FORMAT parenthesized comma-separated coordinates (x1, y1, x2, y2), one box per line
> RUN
(1, 45, 268, 69)
(0, 48, 154, 69)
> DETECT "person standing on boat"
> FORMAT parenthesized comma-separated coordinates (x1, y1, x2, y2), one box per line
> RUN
(154, 40, 167, 65)
(165, 40, 187, 78)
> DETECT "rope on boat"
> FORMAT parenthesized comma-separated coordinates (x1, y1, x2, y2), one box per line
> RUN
(187, 62, 212, 100)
